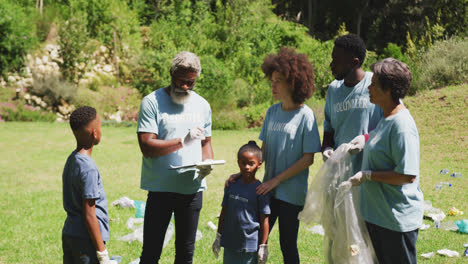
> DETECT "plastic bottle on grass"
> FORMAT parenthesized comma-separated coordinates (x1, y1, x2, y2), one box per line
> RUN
(440, 169, 449, 174)
(110, 255, 122, 263)
(464, 243, 468, 257)
(450, 172, 462, 178)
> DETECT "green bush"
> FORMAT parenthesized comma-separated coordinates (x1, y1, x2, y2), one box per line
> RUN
(0, 0, 37, 75)
(29, 75, 77, 106)
(132, 0, 334, 112)
(0, 101, 56, 122)
(412, 38, 468, 92)
(74, 85, 141, 122)
(58, 14, 89, 82)
(212, 109, 248, 130)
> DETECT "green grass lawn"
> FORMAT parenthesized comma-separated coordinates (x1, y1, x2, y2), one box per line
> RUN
(0, 84, 466, 264)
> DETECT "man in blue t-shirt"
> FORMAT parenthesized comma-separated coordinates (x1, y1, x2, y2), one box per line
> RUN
(137, 51, 214, 264)
(62, 106, 117, 264)
(322, 34, 383, 172)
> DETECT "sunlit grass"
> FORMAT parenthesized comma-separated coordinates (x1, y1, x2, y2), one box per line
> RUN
(0, 84, 466, 263)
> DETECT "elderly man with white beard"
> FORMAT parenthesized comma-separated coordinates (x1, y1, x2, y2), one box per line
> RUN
(136, 51, 214, 264)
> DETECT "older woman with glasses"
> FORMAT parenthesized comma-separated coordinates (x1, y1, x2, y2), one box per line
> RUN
(347, 58, 423, 264)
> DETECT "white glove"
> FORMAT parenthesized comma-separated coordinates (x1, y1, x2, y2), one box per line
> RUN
(196, 159, 213, 180)
(258, 244, 269, 264)
(180, 127, 205, 147)
(322, 147, 334, 162)
(212, 232, 221, 259)
(96, 249, 118, 264)
(348, 135, 366, 154)
(349, 170, 371, 186)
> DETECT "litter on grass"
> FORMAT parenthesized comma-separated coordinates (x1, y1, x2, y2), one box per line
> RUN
(448, 207, 464, 216)
(455, 219, 468, 233)
(111, 197, 135, 208)
(419, 224, 430, 231)
(437, 249, 460, 257)
(421, 252, 435, 258)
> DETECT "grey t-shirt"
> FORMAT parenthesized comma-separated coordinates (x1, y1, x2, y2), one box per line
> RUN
(62, 151, 109, 241)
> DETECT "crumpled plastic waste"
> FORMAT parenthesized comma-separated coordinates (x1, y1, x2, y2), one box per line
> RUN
(134, 200, 146, 218)
(423, 200, 446, 222)
(455, 219, 468, 233)
(437, 249, 460, 257)
(298, 143, 377, 264)
(111, 197, 135, 208)
(448, 207, 464, 216)
(419, 224, 430, 231)
(129, 258, 140, 264)
(307, 225, 325, 236)
(421, 252, 435, 258)
(439, 221, 458, 231)
(207, 221, 217, 231)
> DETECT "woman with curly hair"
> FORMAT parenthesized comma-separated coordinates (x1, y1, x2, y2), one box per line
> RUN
(226, 47, 322, 263)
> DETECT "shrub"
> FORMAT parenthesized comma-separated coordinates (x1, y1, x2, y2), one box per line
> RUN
(212, 110, 248, 130)
(0, 101, 56, 122)
(0, 0, 37, 75)
(412, 37, 468, 92)
(74, 85, 141, 122)
(58, 14, 89, 82)
(29, 75, 77, 106)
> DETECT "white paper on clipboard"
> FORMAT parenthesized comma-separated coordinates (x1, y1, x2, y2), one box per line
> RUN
(169, 160, 226, 170)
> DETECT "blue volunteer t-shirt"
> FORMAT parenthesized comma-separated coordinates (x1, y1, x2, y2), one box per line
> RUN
(221, 179, 270, 252)
(360, 109, 424, 232)
(324, 72, 383, 171)
(259, 103, 321, 206)
(137, 88, 212, 194)
(62, 151, 109, 241)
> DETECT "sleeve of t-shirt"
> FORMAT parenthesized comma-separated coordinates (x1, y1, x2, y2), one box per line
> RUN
(391, 130, 419, 176)
(137, 95, 159, 134)
(258, 193, 271, 215)
(323, 87, 333, 133)
(221, 185, 230, 207)
(204, 104, 212, 137)
(303, 112, 322, 153)
(259, 107, 271, 142)
(80, 169, 100, 199)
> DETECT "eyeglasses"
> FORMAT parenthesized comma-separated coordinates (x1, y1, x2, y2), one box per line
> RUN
(172, 73, 197, 88)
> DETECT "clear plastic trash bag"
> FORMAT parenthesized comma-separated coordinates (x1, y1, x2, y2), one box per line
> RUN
(298, 143, 377, 264)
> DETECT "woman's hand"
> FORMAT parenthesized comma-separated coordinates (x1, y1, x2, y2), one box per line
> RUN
(256, 178, 280, 195)
(224, 172, 241, 188)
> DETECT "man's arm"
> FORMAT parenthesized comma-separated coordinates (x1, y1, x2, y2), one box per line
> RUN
(137, 132, 182, 157)
(83, 199, 105, 252)
(201, 136, 213, 160)
(321, 131, 335, 152)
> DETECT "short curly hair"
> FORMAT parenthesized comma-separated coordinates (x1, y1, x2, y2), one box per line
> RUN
(371, 58, 412, 103)
(261, 47, 315, 104)
(170, 51, 201, 77)
(69, 106, 97, 131)
(238, 140, 262, 161)
(334, 34, 367, 67)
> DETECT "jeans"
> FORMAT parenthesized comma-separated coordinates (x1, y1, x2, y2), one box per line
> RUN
(62, 234, 100, 264)
(366, 222, 418, 264)
(223, 248, 257, 264)
(268, 197, 303, 264)
(140, 191, 203, 264)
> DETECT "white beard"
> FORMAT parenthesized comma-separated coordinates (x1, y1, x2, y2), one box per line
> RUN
(170, 85, 192, 104)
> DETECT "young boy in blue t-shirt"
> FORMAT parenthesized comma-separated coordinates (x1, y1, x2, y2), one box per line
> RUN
(212, 141, 270, 264)
(61, 106, 117, 264)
